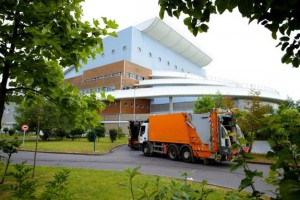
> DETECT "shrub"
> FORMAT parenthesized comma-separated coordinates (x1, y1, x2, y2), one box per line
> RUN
(95, 125, 105, 138)
(41, 129, 52, 141)
(3, 127, 9, 134)
(8, 128, 16, 136)
(109, 129, 117, 143)
(53, 129, 67, 140)
(70, 128, 84, 140)
(86, 130, 96, 142)
(117, 127, 125, 139)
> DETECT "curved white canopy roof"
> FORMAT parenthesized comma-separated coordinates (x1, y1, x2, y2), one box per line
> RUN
(135, 18, 212, 67)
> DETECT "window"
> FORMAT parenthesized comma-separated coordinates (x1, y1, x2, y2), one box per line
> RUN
(105, 74, 112, 78)
(124, 102, 128, 106)
(112, 49, 116, 54)
(158, 57, 161, 62)
(167, 61, 170, 66)
(123, 46, 127, 51)
(148, 52, 152, 57)
(112, 72, 121, 77)
(137, 47, 141, 52)
(101, 53, 105, 57)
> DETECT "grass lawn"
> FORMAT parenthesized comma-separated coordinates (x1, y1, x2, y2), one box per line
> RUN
(0, 165, 270, 200)
(20, 137, 128, 154)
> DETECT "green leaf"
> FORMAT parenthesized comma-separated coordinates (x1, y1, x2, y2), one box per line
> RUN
(280, 180, 300, 200)
(215, 0, 231, 14)
(237, 0, 253, 17)
(239, 177, 253, 190)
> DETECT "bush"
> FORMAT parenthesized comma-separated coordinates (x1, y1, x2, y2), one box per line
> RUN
(3, 127, 9, 134)
(94, 125, 105, 138)
(117, 127, 125, 139)
(8, 128, 16, 136)
(53, 129, 67, 140)
(41, 129, 51, 141)
(86, 131, 96, 142)
(109, 129, 117, 143)
(70, 128, 84, 140)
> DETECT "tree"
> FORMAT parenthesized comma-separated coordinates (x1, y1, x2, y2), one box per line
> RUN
(193, 95, 215, 113)
(0, 0, 118, 129)
(14, 85, 113, 177)
(95, 125, 106, 140)
(0, 137, 21, 184)
(235, 90, 272, 151)
(158, 0, 300, 67)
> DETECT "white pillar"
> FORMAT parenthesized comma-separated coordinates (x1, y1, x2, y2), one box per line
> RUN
(169, 96, 173, 113)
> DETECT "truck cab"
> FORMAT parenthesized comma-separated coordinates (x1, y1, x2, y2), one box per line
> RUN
(138, 123, 148, 145)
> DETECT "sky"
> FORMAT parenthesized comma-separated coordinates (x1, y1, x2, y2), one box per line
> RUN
(82, 0, 300, 100)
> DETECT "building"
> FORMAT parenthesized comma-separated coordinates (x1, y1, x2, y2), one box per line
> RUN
(64, 18, 283, 133)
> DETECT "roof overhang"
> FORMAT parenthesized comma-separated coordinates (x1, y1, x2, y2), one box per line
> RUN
(135, 18, 212, 68)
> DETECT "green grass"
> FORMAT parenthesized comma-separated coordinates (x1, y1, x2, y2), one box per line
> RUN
(20, 137, 128, 154)
(0, 165, 264, 200)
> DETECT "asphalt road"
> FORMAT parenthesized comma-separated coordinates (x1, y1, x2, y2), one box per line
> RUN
(9, 145, 275, 197)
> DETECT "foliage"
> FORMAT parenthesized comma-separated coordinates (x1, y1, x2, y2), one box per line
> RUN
(109, 129, 117, 143)
(9, 161, 37, 200)
(0, 137, 21, 184)
(232, 103, 300, 200)
(235, 90, 272, 151)
(94, 125, 106, 139)
(121, 166, 213, 199)
(194, 95, 216, 113)
(40, 169, 71, 200)
(117, 127, 125, 139)
(7, 162, 71, 200)
(3, 127, 9, 134)
(230, 138, 264, 199)
(158, 0, 300, 67)
(70, 128, 85, 140)
(262, 106, 300, 199)
(0, 0, 118, 130)
(8, 129, 16, 136)
(86, 130, 96, 142)
(14, 87, 112, 141)
(194, 93, 235, 114)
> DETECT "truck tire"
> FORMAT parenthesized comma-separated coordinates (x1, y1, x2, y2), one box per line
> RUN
(181, 147, 193, 163)
(143, 143, 151, 156)
(167, 145, 179, 161)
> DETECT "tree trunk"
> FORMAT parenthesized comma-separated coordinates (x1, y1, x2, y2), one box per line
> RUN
(0, 64, 9, 130)
(0, 152, 12, 184)
(32, 117, 40, 178)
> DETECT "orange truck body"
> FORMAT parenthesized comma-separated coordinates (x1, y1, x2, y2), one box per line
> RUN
(135, 110, 242, 163)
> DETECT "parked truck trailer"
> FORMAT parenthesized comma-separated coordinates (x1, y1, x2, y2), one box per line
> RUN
(133, 110, 243, 163)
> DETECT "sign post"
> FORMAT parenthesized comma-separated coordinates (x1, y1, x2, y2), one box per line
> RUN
(21, 124, 29, 147)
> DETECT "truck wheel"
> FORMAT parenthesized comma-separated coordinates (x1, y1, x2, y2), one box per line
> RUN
(181, 147, 193, 163)
(143, 143, 151, 156)
(168, 145, 179, 161)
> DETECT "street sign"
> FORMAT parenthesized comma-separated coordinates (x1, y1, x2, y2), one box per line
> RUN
(22, 124, 29, 131)
(21, 124, 29, 147)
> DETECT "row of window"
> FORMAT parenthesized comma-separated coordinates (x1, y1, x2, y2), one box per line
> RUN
(84, 71, 145, 82)
(106, 101, 149, 109)
(80, 86, 116, 94)
(85, 72, 122, 82)
(126, 72, 144, 80)
(100, 46, 184, 72)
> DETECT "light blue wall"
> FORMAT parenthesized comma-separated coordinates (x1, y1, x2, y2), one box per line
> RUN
(64, 26, 206, 79)
(130, 27, 206, 76)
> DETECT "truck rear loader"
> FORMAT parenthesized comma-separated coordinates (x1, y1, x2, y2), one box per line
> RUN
(134, 110, 243, 163)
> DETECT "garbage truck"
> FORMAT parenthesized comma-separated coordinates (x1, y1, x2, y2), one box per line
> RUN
(130, 109, 244, 163)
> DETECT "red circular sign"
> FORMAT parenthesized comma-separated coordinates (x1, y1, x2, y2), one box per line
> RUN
(22, 124, 29, 131)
